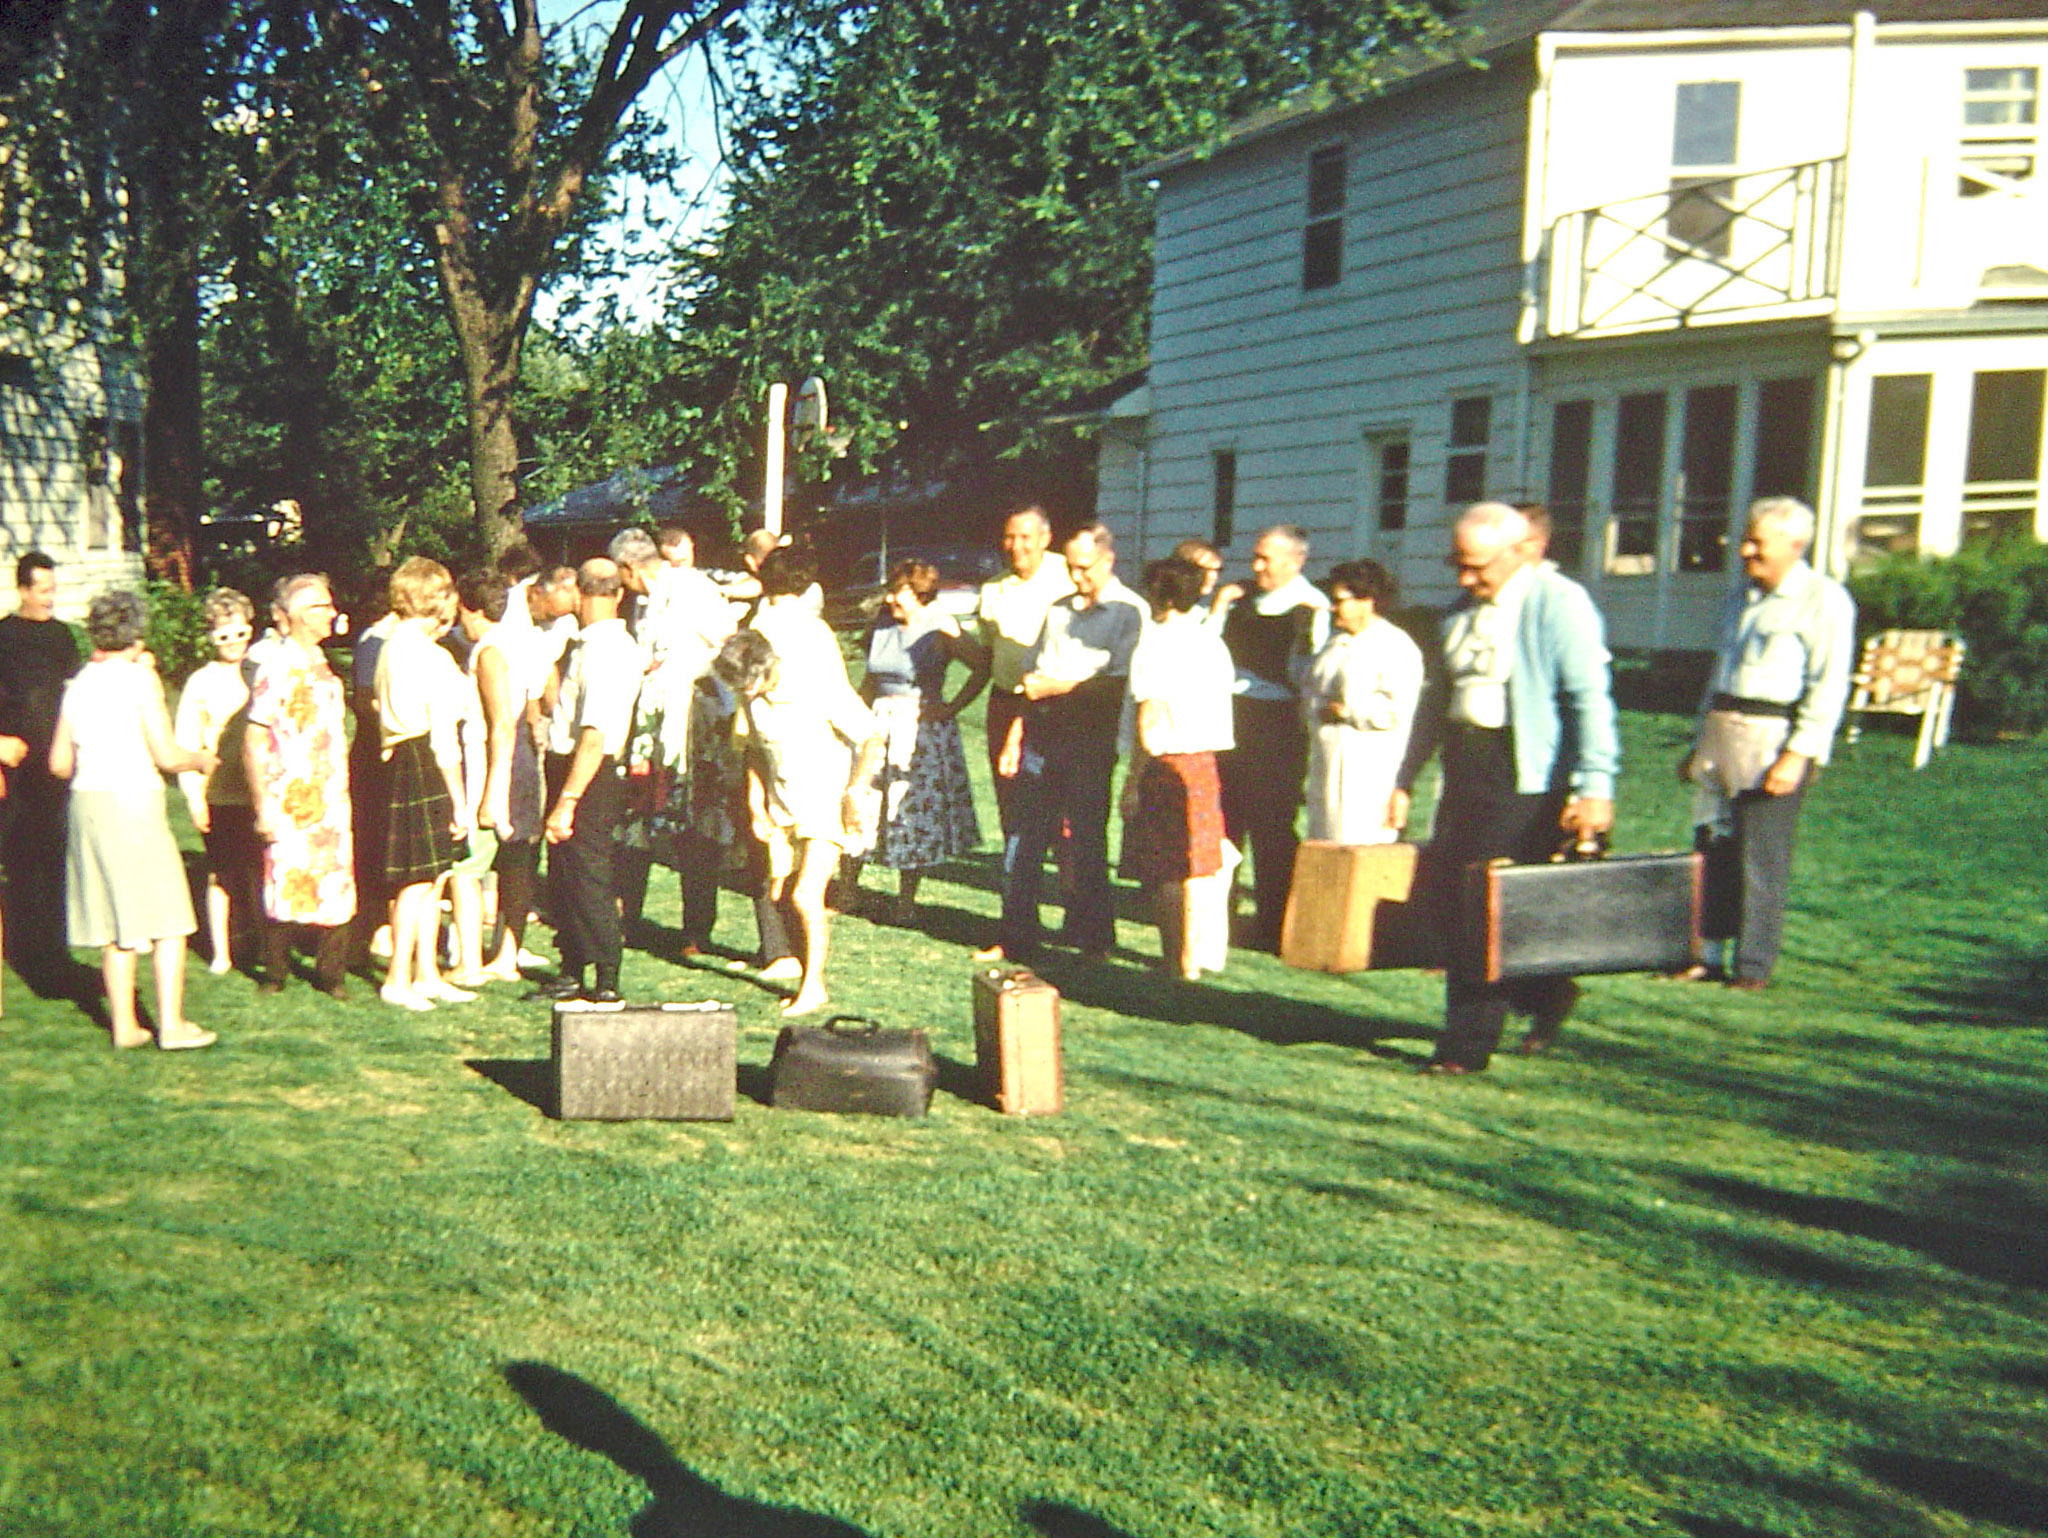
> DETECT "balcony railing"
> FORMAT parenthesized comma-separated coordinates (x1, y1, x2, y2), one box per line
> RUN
(1540, 157, 1844, 339)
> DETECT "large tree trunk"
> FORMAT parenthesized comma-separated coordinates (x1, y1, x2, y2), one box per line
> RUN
(464, 333, 526, 560)
(139, 270, 201, 590)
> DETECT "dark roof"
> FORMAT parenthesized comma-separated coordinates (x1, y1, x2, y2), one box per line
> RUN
(1141, 0, 2048, 177)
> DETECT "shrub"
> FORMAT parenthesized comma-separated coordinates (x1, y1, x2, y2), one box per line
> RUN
(143, 580, 214, 686)
(1850, 541, 2048, 737)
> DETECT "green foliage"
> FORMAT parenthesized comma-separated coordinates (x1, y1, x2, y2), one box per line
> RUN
(2, 711, 2045, 1534)
(142, 579, 213, 684)
(1850, 541, 2048, 736)
(670, 0, 1462, 517)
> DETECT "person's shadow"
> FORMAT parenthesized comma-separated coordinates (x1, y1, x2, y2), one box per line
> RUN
(502, 1361, 872, 1537)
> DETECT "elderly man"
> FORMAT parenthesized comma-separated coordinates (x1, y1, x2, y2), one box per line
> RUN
(974, 505, 1074, 837)
(1677, 497, 1855, 991)
(531, 559, 641, 1004)
(985, 522, 1145, 963)
(1214, 524, 1330, 952)
(609, 527, 736, 950)
(1394, 502, 1620, 1074)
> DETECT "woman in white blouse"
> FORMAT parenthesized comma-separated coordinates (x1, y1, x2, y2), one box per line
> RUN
(1302, 560, 1424, 846)
(49, 592, 218, 1049)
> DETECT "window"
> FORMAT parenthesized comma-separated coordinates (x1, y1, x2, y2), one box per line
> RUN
(1545, 400, 1594, 573)
(1677, 384, 1737, 573)
(1211, 449, 1237, 549)
(1608, 392, 1667, 576)
(1962, 368, 2045, 547)
(1961, 66, 2038, 196)
(1752, 376, 1818, 503)
(1369, 436, 1410, 531)
(1856, 374, 1933, 564)
(0, 353, 34, 391)
(113, 419, 143, 553)
(1302, 144, 1345, 291)
(1444, 396, 1490, 505)
(1670, 81, 1741, 257)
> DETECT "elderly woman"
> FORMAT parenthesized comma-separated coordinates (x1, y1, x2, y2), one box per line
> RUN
(49, 591, 217, 1049)
(175, 587, 258, 974)
(244, 574, 357, 997)
(1302, 559, 1424, 845)
(374, 557, 475, 1011)
(853, 558, 985, 924)
(1119, 557, 1235, 979)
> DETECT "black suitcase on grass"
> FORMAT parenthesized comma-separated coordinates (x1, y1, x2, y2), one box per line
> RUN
(1462, 851, 1702, 983)
(552, 999, 737, 1121)
(770, 1016, 936, 1118)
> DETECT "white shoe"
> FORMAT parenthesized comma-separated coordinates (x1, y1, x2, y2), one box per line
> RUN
(379, 984, 435, 1012)
(421, 980, 477, 1004)
(758, 956, 803, 983)
(516, 948, 550, 970)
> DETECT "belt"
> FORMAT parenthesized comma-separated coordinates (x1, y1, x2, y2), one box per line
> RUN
(1710, 693, 1795, 719)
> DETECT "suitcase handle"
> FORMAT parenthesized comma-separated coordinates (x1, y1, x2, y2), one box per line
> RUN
(822, 1014, 884, 1037)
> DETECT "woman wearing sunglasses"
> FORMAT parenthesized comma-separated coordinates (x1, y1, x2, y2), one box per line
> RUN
(175, 588, 260, 975)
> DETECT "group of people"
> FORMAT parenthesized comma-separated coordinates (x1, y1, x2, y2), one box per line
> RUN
(0, 485, 1854, 1075)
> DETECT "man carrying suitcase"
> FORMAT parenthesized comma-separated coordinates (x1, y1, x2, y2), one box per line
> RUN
(1392, 502, 1620, 1074)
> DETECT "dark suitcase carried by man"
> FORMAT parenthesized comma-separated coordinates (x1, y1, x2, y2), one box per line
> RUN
(1280, 841, 1439, 972)
(552, 999, 736, 1121)
(1462, 851, 1703, 983)
(771, 1016, 937, 1118)
(972, 966, 1062, 1115)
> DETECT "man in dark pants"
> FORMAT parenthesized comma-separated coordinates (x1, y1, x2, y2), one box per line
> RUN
(1215, 524, 1328, 953)
(531, 559, 641, 1004)
(1677, 497, 1855, 991)
(982, 523, 1143, 964)
(1394, 502, 1620, 1074)
(0, 552, 79, 986)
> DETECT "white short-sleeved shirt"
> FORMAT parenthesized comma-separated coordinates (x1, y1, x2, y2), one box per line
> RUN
(63, 658, 164, 795)
(977, 559, 1075, 693)
(548, 617, 642, 759)
(1125, 610, 1236, 757)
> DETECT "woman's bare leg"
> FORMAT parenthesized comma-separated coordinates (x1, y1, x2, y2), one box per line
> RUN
(151, 936, 213, 1048)
(782, 839, 837, 1016)
(204, 876, 232, 973)
(103, 945, 148, 1048)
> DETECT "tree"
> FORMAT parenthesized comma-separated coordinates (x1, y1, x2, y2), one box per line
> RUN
(318, 0, 754, 555)
(676, 0, 1458, 523)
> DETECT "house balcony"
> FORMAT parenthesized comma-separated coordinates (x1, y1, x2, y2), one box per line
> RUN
(1537, 157, 1845, 341)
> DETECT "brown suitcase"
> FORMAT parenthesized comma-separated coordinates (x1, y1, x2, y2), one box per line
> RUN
(972, 966, 1063, 1115)
(1279, 840, 1433, 972)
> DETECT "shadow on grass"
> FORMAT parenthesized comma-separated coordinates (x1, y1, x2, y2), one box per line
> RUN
(1855, 1447, 2048, 1532)
(466, 1059, 553, 1117)
(1898, 959, 2048, 1028)
(503, 1361, 871, 1536)
(1020, 1500, 1141, 1538)
(1668, 1518, 1793, 1538)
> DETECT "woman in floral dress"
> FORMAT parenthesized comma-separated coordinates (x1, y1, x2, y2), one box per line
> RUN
(855, 560, 986, 924)
(244, 573, 356, 996)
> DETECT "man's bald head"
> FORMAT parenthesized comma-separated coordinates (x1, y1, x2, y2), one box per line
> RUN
(1452, 502, 1535, 602)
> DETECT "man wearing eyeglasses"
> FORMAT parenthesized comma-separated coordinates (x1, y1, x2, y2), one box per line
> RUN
(1393, 502, 1620, 1074)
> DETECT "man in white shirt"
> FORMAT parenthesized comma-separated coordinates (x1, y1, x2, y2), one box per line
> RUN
(973, 505, 1074, 836)
(1213, 524, 1331, 952)
(531, 559, 641, 1003)
(1676, 497, 1855, 991)
(986, 523, 1144, 963)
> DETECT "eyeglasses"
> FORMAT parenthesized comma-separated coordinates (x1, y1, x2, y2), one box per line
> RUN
(209, 625, 252, 642)
(1448, 549, 1513, 577)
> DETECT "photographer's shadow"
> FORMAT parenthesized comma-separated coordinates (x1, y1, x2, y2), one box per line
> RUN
(503, 1361, 871, 1537)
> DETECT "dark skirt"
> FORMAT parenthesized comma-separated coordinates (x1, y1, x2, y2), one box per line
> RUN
(383, 735, 464, 888)
(1126, 751, 1224, 886)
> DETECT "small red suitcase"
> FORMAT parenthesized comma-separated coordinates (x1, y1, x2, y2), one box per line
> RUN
(972, 966, 1063, 1116)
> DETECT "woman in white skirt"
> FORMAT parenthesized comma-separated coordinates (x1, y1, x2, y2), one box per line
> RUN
(49, 591, 218, 1049)
(1302, 560, 1424, 846)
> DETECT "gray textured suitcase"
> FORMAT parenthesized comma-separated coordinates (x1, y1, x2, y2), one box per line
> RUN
(551, 1000, 736, 1121)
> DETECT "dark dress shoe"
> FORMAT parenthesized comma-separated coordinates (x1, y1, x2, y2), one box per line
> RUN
(1726, 977, 1768, 992)
(1419, 1059, 1482, 1076)
(524, 977, 585, 1002)
(586, 988, 623, 1005)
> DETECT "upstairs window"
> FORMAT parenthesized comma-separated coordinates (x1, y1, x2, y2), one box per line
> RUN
(1302, 144, 1346, 291)
(1961, 66, 2038, 196)
(1444, 396, 1491, 506)
(1670, 81, 1741, 258)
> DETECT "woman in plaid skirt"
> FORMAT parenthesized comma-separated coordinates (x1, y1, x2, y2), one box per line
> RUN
(373, 558, 475, 1011)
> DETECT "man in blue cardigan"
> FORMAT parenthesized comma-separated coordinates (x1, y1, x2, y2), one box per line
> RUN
(1393, 502, 1621, 1073)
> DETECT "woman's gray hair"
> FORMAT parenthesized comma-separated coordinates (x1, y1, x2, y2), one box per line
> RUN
(608, 527, 662, 573)
(86, 590, 148, 653)
(712, 629, 778, 695)
(1748, 496, 1816, 549)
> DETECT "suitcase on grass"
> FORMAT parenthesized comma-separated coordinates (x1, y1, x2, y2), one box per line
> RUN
(972, 966, 1062, 1116)
(1279, 841, 1437, 972)
(1462, 851, 1702, 983)
(552, 1000, 736, 1121)
(770, 1017, 936, 1117)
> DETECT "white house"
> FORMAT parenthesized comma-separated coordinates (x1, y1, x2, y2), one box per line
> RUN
(1096, 0, 2048, 650)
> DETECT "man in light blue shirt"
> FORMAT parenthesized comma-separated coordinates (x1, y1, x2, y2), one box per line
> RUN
(1676, 497, 1856, 990)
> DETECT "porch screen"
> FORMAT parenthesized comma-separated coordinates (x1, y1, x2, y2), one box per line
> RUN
(1608, 391, 1666, 576)
(1962, 368, 2045, 547)
(1678, 384, 1737, 573)
(1545, 400, 1593, 573)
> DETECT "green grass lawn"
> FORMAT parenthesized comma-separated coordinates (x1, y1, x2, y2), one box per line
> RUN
(2, 700, 2044, 1537)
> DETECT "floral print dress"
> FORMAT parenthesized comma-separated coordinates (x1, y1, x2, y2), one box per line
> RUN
(246, 641, 357, 926)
